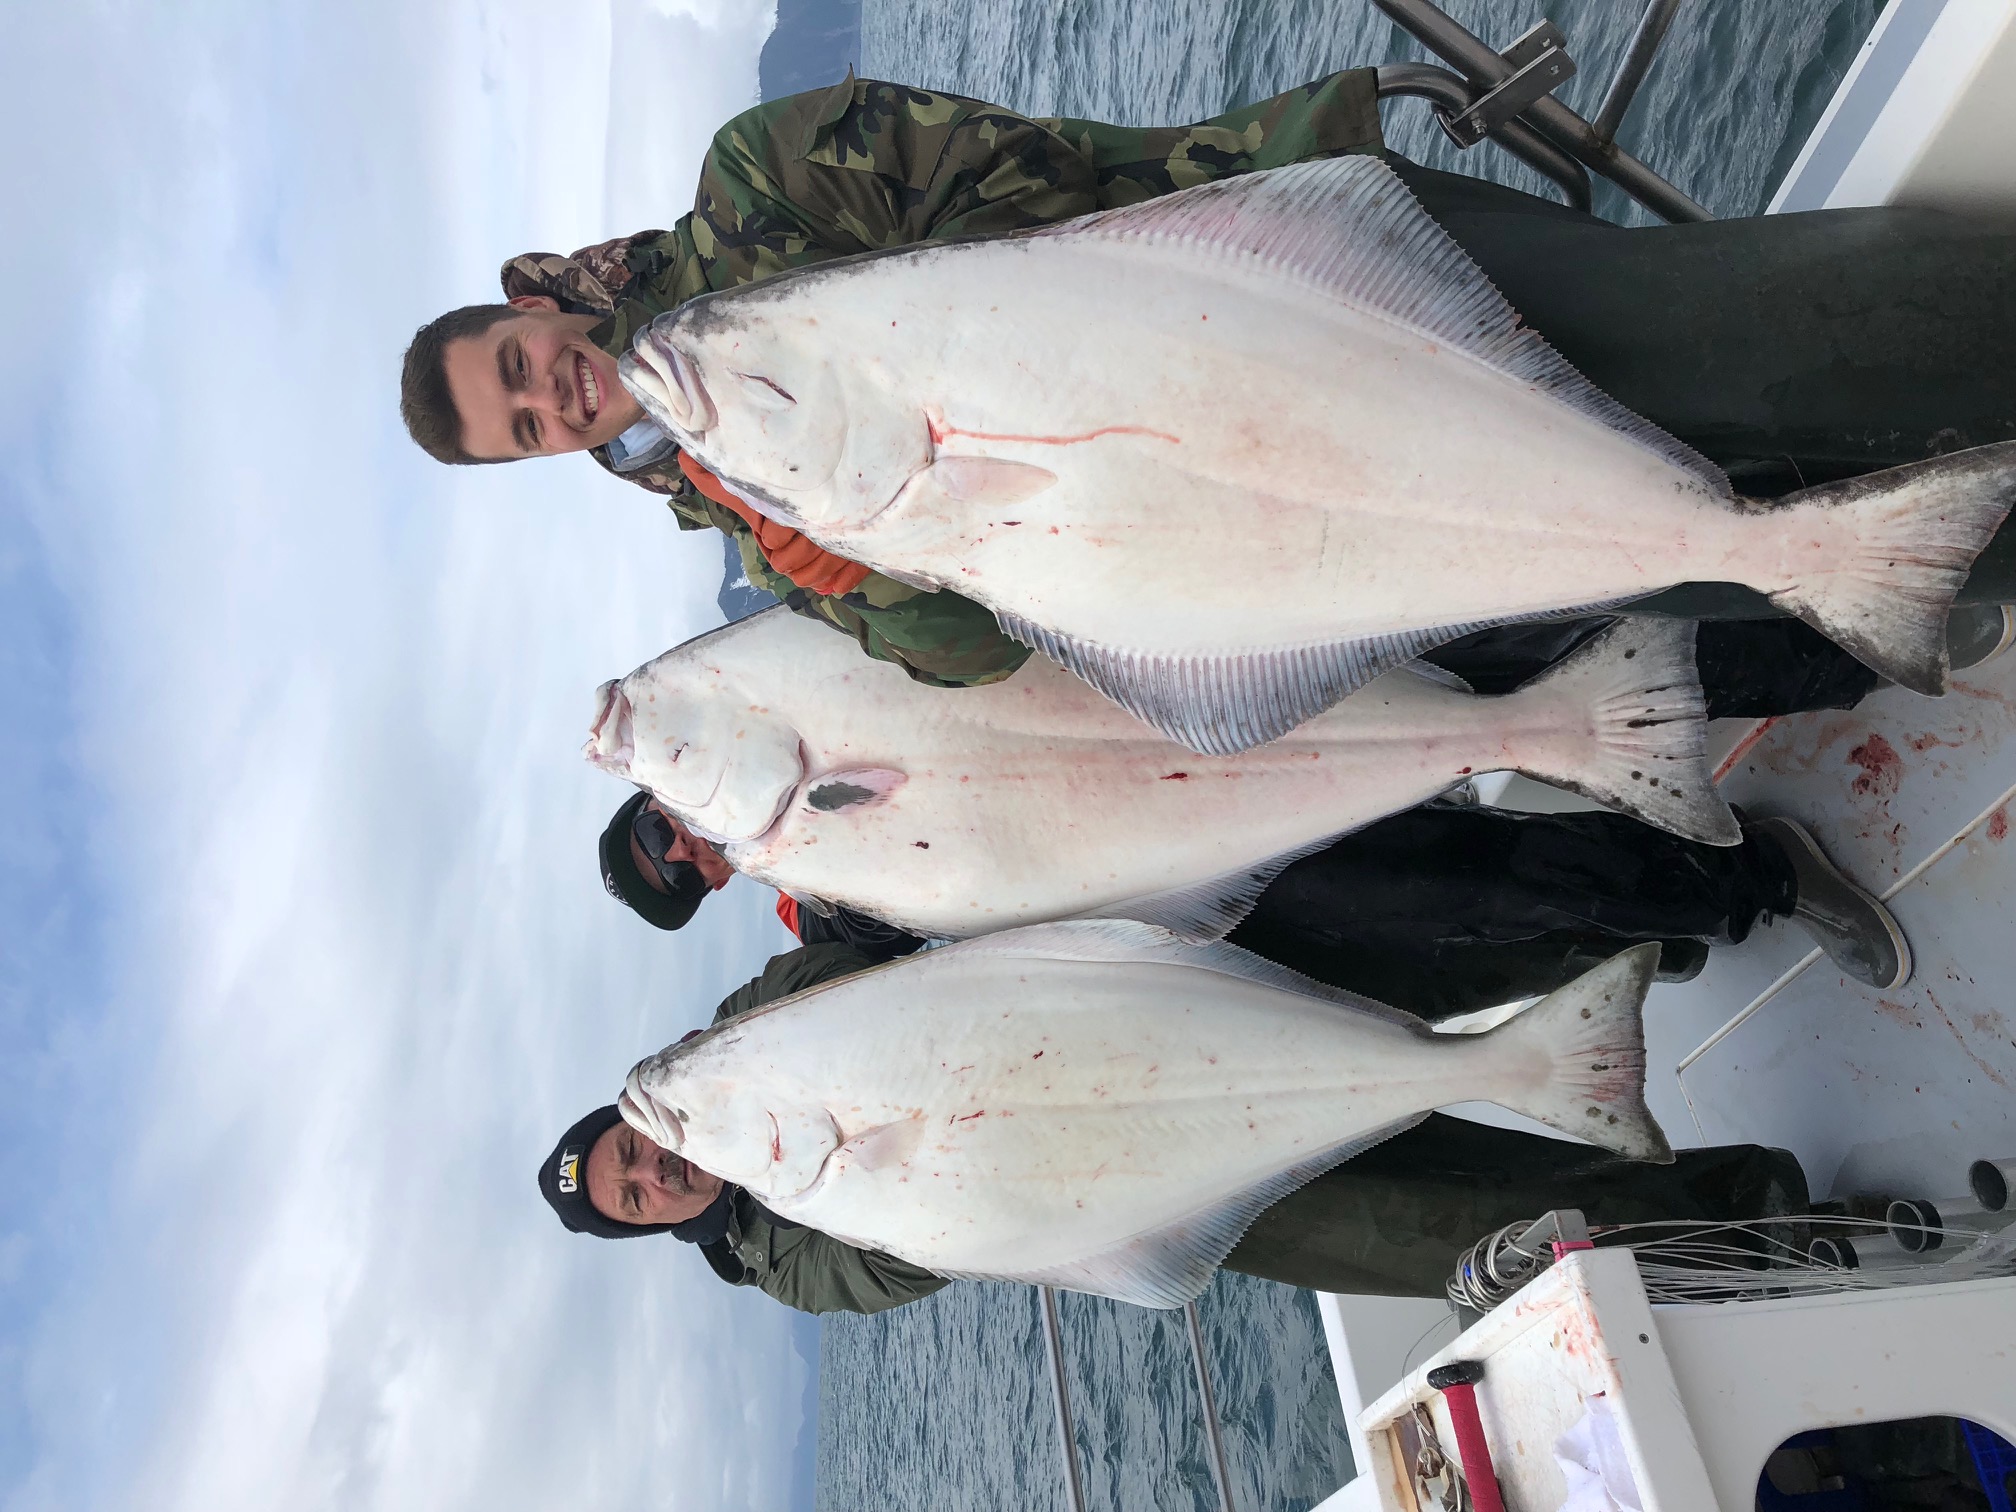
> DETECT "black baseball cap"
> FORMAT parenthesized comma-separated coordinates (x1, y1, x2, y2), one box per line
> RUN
(538, 1105, 679, 1239)
(539, 1099, 740, 1245)
(599, 790, 711, 931)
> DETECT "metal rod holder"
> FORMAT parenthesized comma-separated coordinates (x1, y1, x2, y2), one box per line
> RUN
(1372, 0, 1711, 223)
(1375, 62, 1592, 212)
(1441, 23, 1576, 147)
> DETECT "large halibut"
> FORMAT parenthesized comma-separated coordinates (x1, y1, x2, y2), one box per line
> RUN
(618, 923, 1670, 1308)
(584, 606, 1733, 940)
(622, 156, 2016, 753)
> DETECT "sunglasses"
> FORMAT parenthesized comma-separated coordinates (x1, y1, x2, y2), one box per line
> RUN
(632, 807, 699, 890)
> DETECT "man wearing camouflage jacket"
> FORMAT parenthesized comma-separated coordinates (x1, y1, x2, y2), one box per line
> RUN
(403, 70, 1385, 686)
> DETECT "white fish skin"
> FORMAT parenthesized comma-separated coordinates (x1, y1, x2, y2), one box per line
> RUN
(621, 156, 2016, 752)
(581, 607, 1734, 940)
(617, 924, 1669, 1308)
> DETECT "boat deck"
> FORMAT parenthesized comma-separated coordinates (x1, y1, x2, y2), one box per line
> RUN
(1654, 669, 2016, 1199)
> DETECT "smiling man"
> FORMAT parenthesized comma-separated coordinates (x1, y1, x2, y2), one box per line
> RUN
(432, 304, 632, 462)
(400, 69, 1393, 686)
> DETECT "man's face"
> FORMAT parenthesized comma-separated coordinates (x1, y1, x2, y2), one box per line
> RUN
(441, 295, 644, 460)
(585, 1120, 724, 1227)
(631, 800, 736, 892)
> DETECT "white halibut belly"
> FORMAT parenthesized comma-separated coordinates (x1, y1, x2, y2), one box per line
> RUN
(721, 640, 1604, 936)
(822, 240, 1755, 647)
(744, 958, 1497, 1270)
(620, 922, 1670, 1304)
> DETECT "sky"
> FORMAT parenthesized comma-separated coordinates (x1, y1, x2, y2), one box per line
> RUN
(0, 2, 829, 1509)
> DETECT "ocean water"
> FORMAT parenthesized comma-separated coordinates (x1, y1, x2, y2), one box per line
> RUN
(818, 4, 1883, 1509)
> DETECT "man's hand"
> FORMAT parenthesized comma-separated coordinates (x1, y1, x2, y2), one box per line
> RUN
(678, 454, 872, 597)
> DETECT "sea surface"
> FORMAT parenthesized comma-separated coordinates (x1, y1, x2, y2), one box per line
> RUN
(817, 4, 1883, 1509)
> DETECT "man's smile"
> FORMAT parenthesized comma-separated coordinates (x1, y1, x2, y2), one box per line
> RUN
(575, 352, 602, 427)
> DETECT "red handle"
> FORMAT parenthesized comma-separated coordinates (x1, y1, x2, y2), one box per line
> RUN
(1437, 1381, 1506, 1512)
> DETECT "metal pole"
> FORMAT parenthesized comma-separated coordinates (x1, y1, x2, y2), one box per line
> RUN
(1371, 0, 1712, 222)
(1592, 0, 1684, 145)
(1183, 1301, 1237, 1512)
(1037, 1287, 1090, 1512)
(1375, 62, 1592, 212)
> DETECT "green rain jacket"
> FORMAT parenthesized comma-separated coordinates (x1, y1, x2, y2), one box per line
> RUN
(499, 70, 1384, 687)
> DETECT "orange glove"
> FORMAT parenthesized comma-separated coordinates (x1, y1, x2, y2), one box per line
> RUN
(678, 454, 872, 597)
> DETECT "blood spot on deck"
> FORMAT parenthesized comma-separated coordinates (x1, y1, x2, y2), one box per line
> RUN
(1161, 771, 1189, 781)
(1848, 734, 1903, 797)
(913, 840, 930, 849)
(1876, 999, 1922, 1029)
(1926, 989, 2013, 1089)
(1990, 809, 2008, 842)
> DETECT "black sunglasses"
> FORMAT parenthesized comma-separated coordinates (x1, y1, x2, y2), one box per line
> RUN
(632, 807, 697, 889)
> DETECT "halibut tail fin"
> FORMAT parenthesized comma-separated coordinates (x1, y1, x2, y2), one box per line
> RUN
(1771, 441, 2016, 695)
(1485, 944, 1672, 1164)
(1509, 618, 1739, 846)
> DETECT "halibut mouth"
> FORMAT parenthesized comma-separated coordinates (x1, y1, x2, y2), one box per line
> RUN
(584, 680, 635, 775)
(621, 338, 716, 435)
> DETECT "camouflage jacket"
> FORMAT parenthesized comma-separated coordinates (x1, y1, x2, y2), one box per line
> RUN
(694, 943, 948, 1316)
(502, 69, 1383, 686)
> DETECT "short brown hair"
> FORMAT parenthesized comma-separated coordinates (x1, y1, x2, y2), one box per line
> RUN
(399, 303, 520, 465)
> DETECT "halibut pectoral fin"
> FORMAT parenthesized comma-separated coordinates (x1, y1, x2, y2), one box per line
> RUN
(1036, 154, 1730, 497)
(926, 455, 1059, 504)
(802, 768, 907, 813)
(1506, 617, 1739, 846)
(833, 1115, 926, 1174)
(1083, 831, 1356, 941)
(932, 1113, 1429, 1309)
(1484, 943, 1673, 1164)
(996, 609, 1488, 755)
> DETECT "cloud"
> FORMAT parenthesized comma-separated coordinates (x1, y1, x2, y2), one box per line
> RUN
(637, 0, 777, 36)
(605, 0, 777, 231)
(0, 3, 806, 1510)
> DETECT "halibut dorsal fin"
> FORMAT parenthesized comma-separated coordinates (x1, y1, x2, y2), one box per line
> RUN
(932, 1113, 1429, 1308)
(1034, 155, 1730, 498)
(1080, 831, 1356, 940)
(997, 590, 1650, 756)
(936, 919, 1432, 1035)
(995, 609, 1486, 755)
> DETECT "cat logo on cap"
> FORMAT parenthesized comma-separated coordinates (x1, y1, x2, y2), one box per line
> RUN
(556, 1144, 584, 1195)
